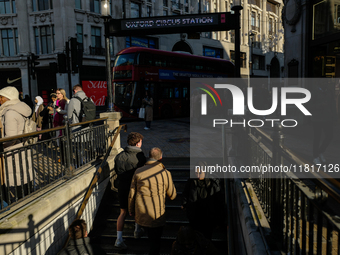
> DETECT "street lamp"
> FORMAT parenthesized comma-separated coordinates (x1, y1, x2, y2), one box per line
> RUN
(232, 0, 243, 78)
(249, 32, 255, 77)
(101, 0, 114, 112)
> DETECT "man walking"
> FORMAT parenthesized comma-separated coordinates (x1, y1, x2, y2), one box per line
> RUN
(114, 132, 146, 249)
(67, 84, 87, 127)
(129, 147, 177, 255)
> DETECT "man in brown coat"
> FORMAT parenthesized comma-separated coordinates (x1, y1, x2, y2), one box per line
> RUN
(129, 147, 176, 255)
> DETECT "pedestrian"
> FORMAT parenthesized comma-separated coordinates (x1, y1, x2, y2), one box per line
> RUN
(59, 219, 107, 255)
(114, 132, 146, 249)
(171, 226, 219, 255)
(32, 96, 44, 140)
(39, 93, 57, 140)
(67, 84, 88, 127)
(143, 91, 153, 130)
(310, 81, 337, 164)
(129, 147, 177, 255)
(54, 88, 69, 133)
(0, 86, 33, 202)
(181, 161, 224, 240)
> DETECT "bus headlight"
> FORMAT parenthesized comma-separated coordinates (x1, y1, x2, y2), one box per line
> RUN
(129, 109, 134, 114)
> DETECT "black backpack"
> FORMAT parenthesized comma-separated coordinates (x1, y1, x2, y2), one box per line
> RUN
(74, 96, 96, 122)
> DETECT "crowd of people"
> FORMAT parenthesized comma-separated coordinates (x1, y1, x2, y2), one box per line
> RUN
(0, 84, 92, 204)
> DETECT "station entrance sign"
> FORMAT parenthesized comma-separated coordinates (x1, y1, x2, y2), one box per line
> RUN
(108, 12, 236, 37)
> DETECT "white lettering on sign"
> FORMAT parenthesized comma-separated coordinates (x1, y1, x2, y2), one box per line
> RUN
(124, 17, 214, 29)
(86, 81, 107, 89)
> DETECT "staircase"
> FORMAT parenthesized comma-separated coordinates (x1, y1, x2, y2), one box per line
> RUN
(89, 158, 227, 254)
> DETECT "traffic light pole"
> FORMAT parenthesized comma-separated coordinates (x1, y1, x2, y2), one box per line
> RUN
(27, 56, 32, 99)
(66, 40, 72, 97)
(104, 17, 114, 112)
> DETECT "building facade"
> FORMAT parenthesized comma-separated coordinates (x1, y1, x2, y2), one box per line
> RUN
(0, 0, 284, 102)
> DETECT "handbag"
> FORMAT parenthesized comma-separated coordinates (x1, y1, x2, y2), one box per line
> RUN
(139, 107, 145, 119)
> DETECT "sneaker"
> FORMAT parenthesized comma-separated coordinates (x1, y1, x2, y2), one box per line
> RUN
(144, 127, 150, 130)
(114, 239, 127, 249)
(319, 153, 326, 163)
(134, 228, 145, 239)
(313, 157, 321, 165)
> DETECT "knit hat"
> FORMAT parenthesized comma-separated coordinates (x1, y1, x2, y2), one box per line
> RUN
(0, 86, 19, 100)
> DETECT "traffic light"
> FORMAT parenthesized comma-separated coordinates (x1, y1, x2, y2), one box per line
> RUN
(70, 37, 78, 73)
(57, 53, 67, 73)
(30, 53, 40, 79)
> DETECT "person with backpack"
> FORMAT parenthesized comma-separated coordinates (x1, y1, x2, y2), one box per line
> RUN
(67, 84, 96, 167)
(0, 86, 33, 202)
(67, 84, 96, 129)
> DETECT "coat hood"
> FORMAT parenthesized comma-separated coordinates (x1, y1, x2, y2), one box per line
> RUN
(0, 99, 32, 118)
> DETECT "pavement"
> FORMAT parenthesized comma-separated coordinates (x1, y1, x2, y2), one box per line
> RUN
(119, 118, 190, 158)
(118, 117, 340, 166)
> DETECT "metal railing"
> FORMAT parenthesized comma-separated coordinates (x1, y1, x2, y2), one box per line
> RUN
(0, 117, 111, 212)
(236, 118, 340, 254)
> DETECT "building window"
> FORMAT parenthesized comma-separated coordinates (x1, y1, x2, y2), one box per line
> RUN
(91, 26, 101, 48)
(251, 11, 256, 30)
(269, 18, 273, 35)
(163, 0, 168, 7)
(248, 0, 260, 8)
(0, 0, 16, 14)
(267, 1, 277, 14)
(184, 0, 188, 12)
(131, 2, 141, 18)
(253, 55, 265, 70)
(90, 0, 100, 13)
(230, 50, 246, 68)
(126, 36, 157, 49)
(172, 0, 180, 10)
(203, 46, 223, 58)
(76, 24, 83, 50)
(75, 0, 81, 9)
(163, 9, 168, 16)
(1, 28, 19, 56)
(257, 14, 260, 32)
(35, 26, 54, 54)
(32, 0, 53, 11)
(147, 5, 152, 17)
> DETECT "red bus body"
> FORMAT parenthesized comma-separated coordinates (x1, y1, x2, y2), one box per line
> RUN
(112, 47, 234, 118)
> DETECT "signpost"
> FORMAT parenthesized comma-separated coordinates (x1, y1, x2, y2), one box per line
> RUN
(108, 12, 236, 37)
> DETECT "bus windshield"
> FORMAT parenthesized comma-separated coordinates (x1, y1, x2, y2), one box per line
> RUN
(114, 53, 136, 66)
(114, 82, 140, 108)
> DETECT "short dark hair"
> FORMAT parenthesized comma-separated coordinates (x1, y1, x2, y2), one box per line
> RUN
(127, 132, 143, 146)
(73, 84, 83, 91)
(69, 219, 87, 240)
(149, 147, 162, 160)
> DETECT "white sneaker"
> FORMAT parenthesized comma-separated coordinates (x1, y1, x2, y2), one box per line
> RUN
(319, 153, 326, 163)
(144, 127, 150, 130)
(114, 239, 127, 249)
(313, 157, 321, 165)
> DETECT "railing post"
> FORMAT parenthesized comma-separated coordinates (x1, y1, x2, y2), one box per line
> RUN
(64, 116, 73, 178)
(271, 123, 284, 243)
(99, 112, 122, 155)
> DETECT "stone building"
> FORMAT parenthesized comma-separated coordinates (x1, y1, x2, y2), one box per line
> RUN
(0, 0, 284, 103)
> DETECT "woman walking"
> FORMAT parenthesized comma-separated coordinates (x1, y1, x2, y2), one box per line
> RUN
(32, 96, 44, 140)
(142, 91, 153, 130)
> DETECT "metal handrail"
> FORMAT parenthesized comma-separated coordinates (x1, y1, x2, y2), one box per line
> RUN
(62, 124, 127, 250)
(0, 117, 108, 143)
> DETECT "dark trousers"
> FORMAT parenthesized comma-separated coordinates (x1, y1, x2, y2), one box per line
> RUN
(312, 121, 334, 158)
(144, 226, 163, 255)
(145, 121, 151, 128)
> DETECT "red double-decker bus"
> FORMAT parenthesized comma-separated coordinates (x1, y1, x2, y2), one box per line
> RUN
(113, 47, 234, 118)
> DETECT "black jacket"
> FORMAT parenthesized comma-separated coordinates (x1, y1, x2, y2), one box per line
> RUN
(182, 178, 223, 224)
(115, 146, 146, 189)
(59, 237, 106, 255)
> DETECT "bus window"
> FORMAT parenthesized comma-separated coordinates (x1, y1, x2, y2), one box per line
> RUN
(139, 52, 153, 66)
(115, 53, 136, 66)
(154, 55, 166, 67)
(183, 87, 188, 98)
(162, 87, 174, 99)
(174, 87, 179, 98)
